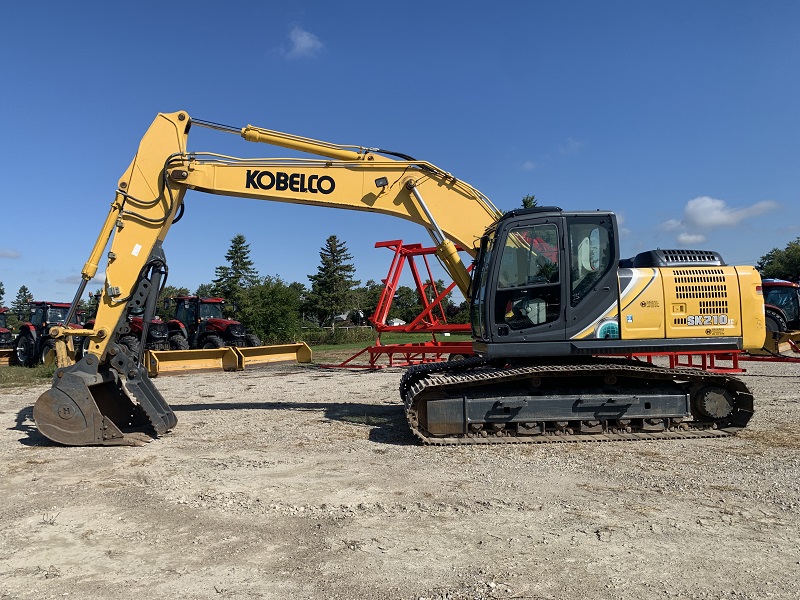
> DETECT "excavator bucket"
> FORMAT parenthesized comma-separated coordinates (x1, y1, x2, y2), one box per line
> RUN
(33, 344, 176, 446)
(145, 347, 241, 377)
(233, 342, 313, 369)
(0, 348, 13, 367)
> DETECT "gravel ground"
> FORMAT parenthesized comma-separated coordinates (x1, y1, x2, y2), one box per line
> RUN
(0, 358, 798, 600)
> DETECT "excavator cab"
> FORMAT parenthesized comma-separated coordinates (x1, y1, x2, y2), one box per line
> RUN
(470, 207, 620, 357)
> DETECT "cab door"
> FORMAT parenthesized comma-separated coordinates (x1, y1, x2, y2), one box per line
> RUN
(564, 215, 620, 340)
(489, 217, 567, 342)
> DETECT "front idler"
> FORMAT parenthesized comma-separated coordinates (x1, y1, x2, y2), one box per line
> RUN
(33, 343, 176, 446)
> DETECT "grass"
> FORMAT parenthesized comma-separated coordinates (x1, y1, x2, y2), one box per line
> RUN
(0, 364, 55, 387)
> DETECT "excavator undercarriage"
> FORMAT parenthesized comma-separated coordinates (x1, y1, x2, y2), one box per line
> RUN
(401, 357, 754, 445)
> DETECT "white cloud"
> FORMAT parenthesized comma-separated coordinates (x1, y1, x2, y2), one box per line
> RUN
(0, 248, 20, 259)
(56, 271, 105, 286)
(677, 232, 707, 245)
(683, 196, 779, 229)
(284, 26, 324, 59)
(660, 219, 682, 231)
(558, 137, 585, 155)
(521, 160, 536, 171)
(659, 195, 780, 246)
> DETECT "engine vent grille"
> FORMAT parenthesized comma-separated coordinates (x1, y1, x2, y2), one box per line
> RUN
(673, 269, 728, 300)
(660, 249, 723, 264)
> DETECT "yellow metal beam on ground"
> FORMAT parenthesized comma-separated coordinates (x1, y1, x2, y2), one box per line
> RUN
(233, 343, 312, 368)
(748, 331, 800, 356)
(146, 347, 241, 377)
(144, 343, 313, 377)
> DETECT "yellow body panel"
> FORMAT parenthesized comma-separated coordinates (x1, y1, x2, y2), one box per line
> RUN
(661, 265, 743, 340)
(618, 268, 666, 338)
(736, 266, 766, 351)
(574, 265, 764, 349)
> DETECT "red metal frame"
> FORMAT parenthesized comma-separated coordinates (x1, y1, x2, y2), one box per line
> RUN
(740, 338, 800, 363)
(619, 351, 746, 373)
(323, 340, 474, 369)
(370, 240, 471, 334)
(323, 240, 473, 369)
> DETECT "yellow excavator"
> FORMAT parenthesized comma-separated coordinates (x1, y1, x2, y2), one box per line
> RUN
(34, 111, 765, 446)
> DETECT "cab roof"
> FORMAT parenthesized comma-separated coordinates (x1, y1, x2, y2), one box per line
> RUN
(173, 296, 226, 303)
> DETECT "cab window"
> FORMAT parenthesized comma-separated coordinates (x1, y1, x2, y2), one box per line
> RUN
(569, 221, 613, 306)
(30, 307, 45, 327)
(494, 223, 561, 330)
(176, 302, 196, 324)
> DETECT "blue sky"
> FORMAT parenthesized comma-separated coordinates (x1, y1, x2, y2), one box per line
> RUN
(1, 1, 798, 306)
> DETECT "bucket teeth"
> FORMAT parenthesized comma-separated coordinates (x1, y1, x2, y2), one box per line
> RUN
(33, 344, 176, 446)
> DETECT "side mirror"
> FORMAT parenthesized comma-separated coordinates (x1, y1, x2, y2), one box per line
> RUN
(163, 298, 171, 309)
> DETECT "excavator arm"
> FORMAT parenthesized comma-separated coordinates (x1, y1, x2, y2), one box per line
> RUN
(34, 110, 501, 446)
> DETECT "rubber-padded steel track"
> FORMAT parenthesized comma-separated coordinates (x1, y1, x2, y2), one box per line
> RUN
(400, 357, 754, 445)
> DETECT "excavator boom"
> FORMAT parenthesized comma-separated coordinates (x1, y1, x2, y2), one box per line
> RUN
(34, 111, 501, 445)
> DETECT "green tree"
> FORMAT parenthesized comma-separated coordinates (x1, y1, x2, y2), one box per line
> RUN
(0, 280, 5, 306)
(757, 238, 800, 282)
(521, 194, 538, 209)
(195, 283, 215, 298)
(240, 276, 304, 344)
(212, 234, 260, 314)
(305, 235, 360, 326)
(351, 279, 385, 325)
(446, 300, 471, 324)
(391, 285, 422, 324)
(84, 289, 103, 319)
(11, 285, 34, 319)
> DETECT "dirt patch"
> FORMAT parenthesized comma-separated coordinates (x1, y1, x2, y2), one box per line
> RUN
(1, 359, 799, 599)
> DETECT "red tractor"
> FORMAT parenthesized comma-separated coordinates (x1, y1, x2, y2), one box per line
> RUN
(0, 307, 15, 365)
(762, 279, 800, 333)
(0, 307, 14, 351)
(165, 296, 261, 349)
(84, 306, 171, 358)
(14, 301, 86, 367)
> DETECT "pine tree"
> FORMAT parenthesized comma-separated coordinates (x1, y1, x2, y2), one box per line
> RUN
(212, 234, 260, 315)
(11, 285, 34, 317)
(195, 283, 215, 298)
(0, 280, 4, 306)
(305, 235, 360, 326)
(521, 194, 538, 209)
